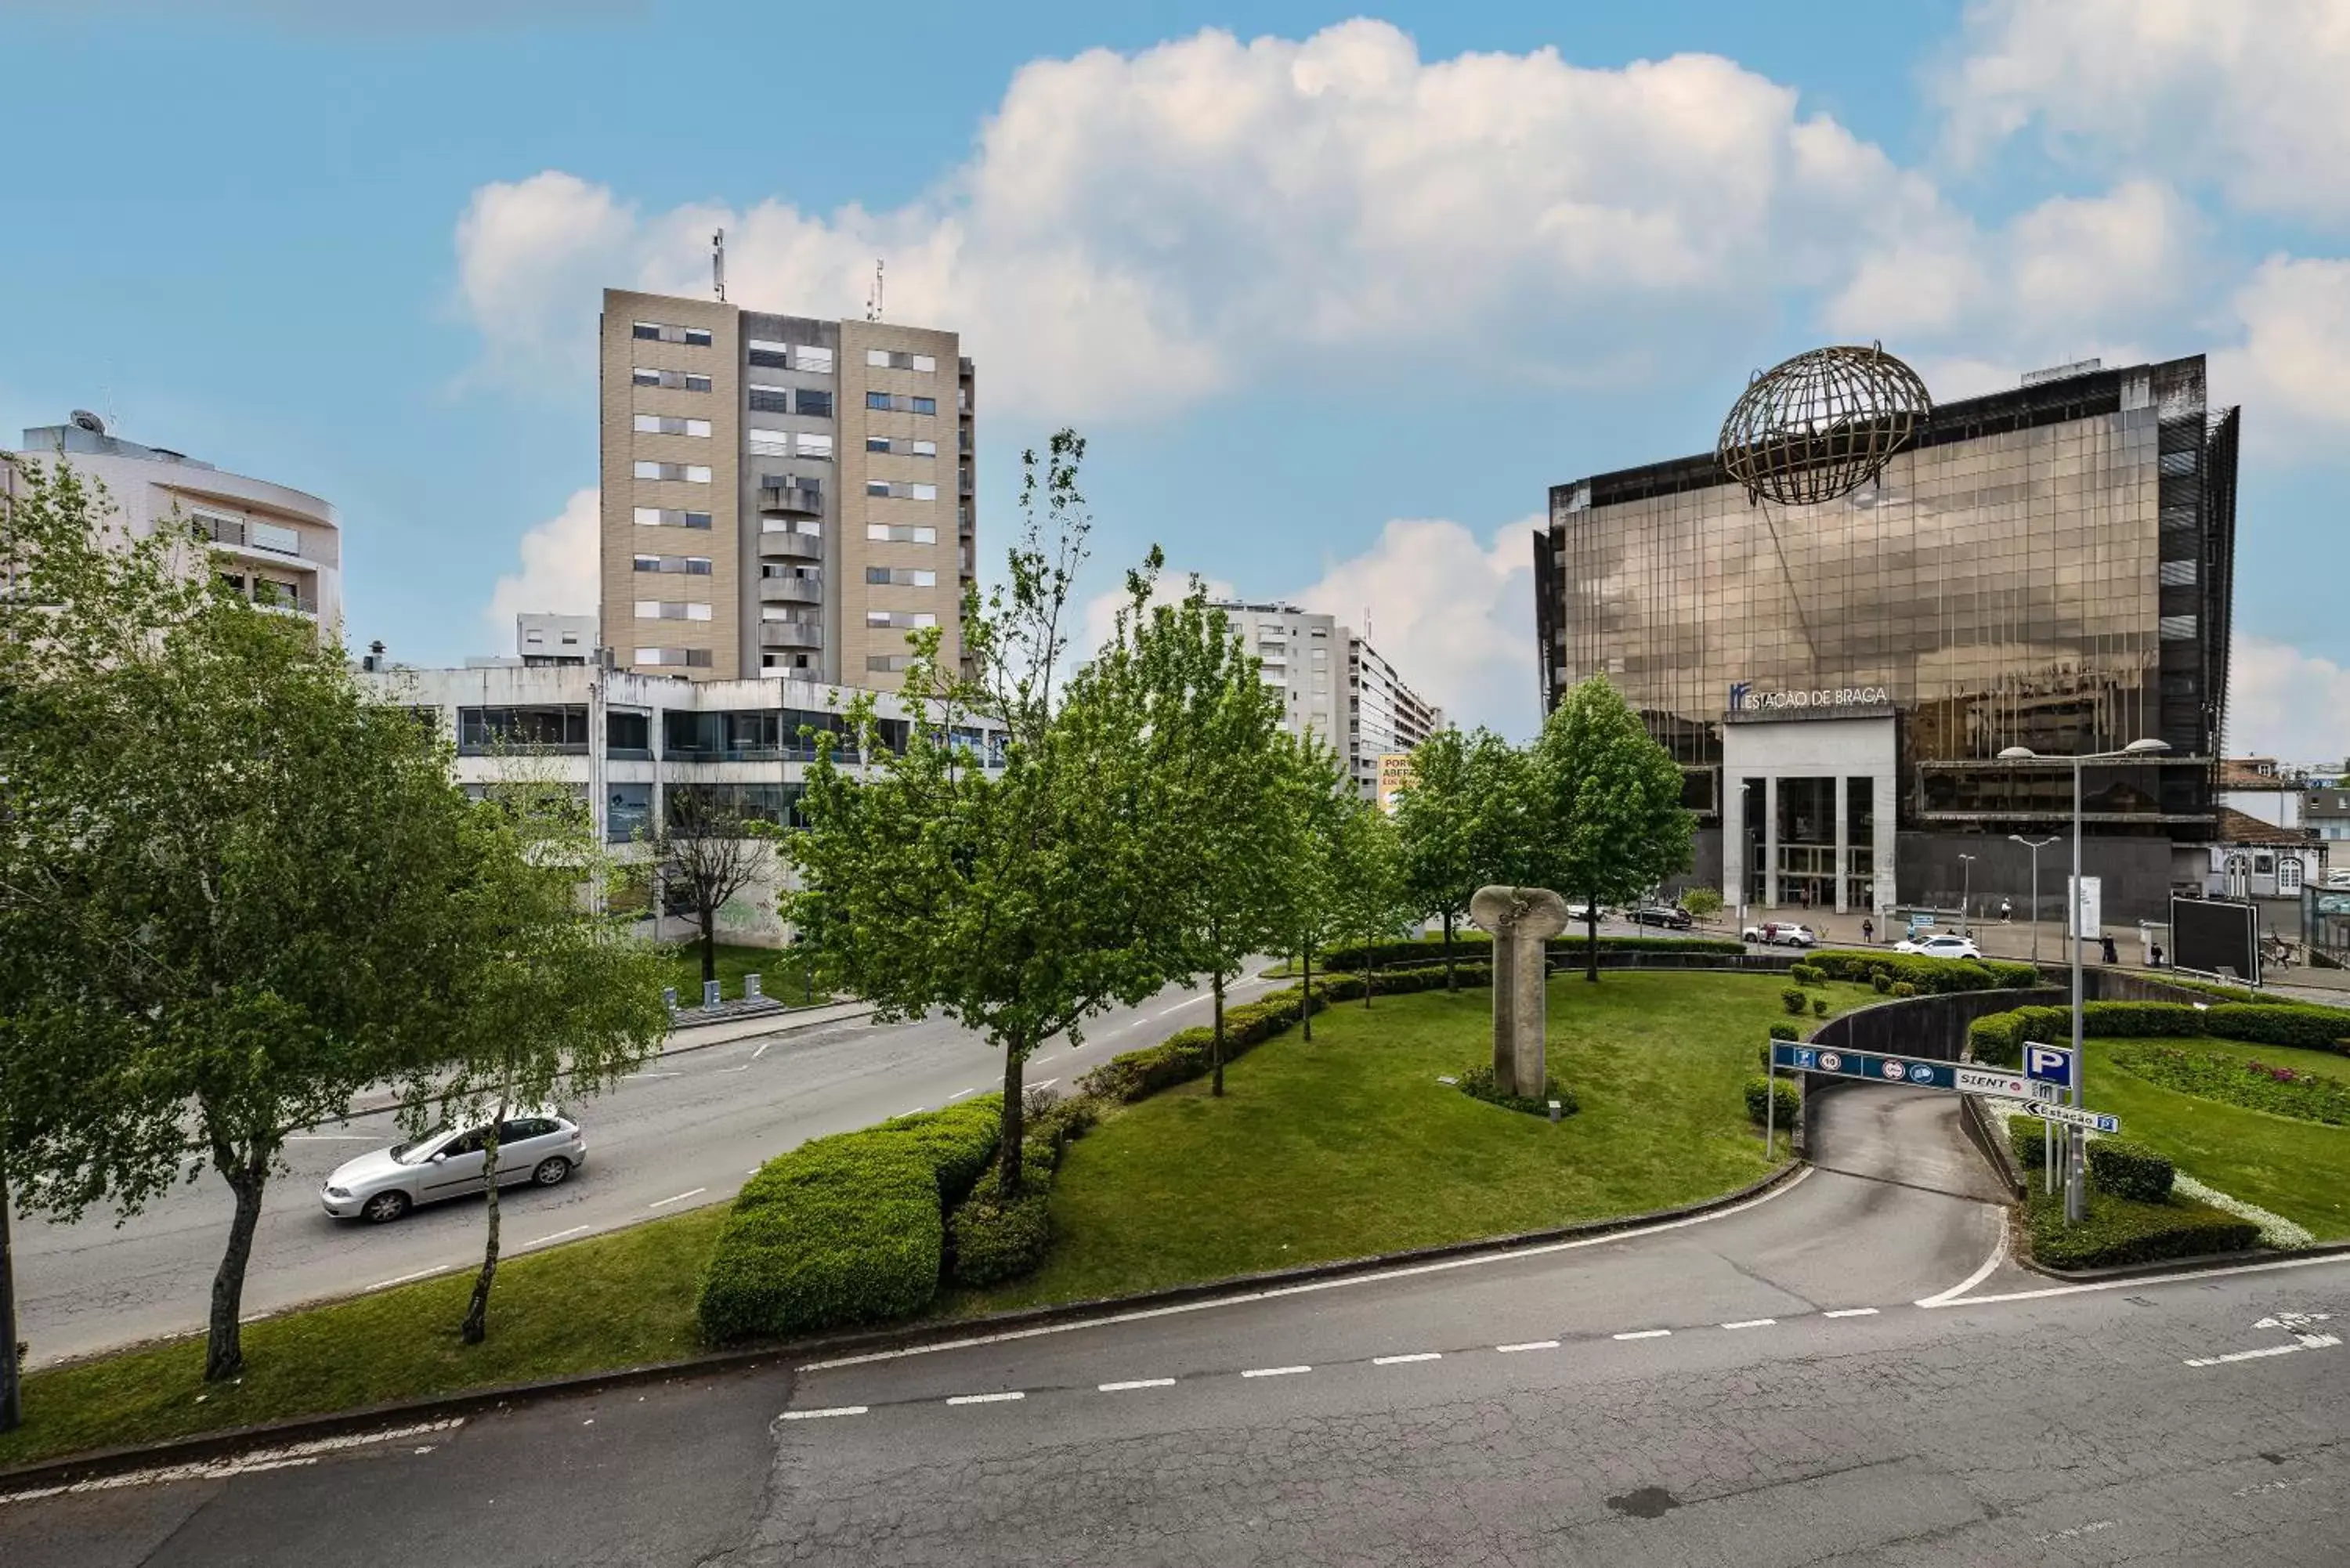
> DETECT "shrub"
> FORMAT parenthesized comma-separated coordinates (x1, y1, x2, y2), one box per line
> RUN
(946, 1138, 1060, 1287)
(1682, 887, 1724, 918)
(1871, 970, 1892, 995)
(1890, 981, 1917, 998)
(1788, 963, 1824, 986)
(1781, 987, 1808, 1015)
(1768, 1021, 1801, 1041)
(1969, 1012, 2024, 1068)
(699, 1098, 1001, 1342)
(2025, 1189, 2258, 1270)
(1744, 1075, 1801, 1126)
(1961, 999, 2350, 1068)
(2005, 1114, 2052, 1173)
(2111, 1043, 2350, 1126)
(1455, 1064, 1578, 1118)
(2086, 1137, 2175, 1203)
(1806, 948, 2037, 996)
(1810, 997, 1828, 1018)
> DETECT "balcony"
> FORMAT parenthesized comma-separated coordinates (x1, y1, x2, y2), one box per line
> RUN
(958, 469, 974, 497)
(759, 483, 823, 517)
(759, 576, 822, 605)
(758, 529, 822, 561)
(759, 621, 824, 649)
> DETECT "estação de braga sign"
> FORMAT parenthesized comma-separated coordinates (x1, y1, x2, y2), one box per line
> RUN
(1730, 681, 1890, 715)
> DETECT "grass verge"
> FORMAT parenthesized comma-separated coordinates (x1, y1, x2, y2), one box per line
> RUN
(0, 1207, 724, 1472)
(2088, 1035, 2350, 1240)
(2023, 1187, 2258, 1270)
(654, 941, 813, 1006)
(953, 972, 1877, 1313)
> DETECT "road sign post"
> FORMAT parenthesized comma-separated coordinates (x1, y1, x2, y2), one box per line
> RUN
(2019, 1100, 2122, 1135)
(1765, 1055, 1777, 1160)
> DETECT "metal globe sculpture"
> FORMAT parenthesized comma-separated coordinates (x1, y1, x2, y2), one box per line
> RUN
(1717, 343, 1931, 507)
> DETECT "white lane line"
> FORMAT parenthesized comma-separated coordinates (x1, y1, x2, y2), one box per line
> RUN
(1823, 1308, 1880, 1319)
(286, 1134, 376, 1141)
(946, 1087, 975, 1100)
(1241, 1365, 1311, 1378)
(0, 1420, 465, 1504)
(2185, 1345, 2303, 1367)
(945, 1391, 1025, 1405)
(1922, 1249, 2350, 1310)
(898, 1107, 927, 1117)
(752, 1042, 772, 1060)
(799, 1167, 1816, 1372)
(1372, 1352, 1442, 1365)
(521, 1225, 591, 1248)
(627, 1071, 682, 1080)
(1916, 1226, 2010, 1308)
(1496, 1340, 1560, 1353)
(1613, 1329, 1672, 1341)
(1032, 1078, 1058, 1091)
(779, 1405, 868, 1420)
(648, 1187, 707, 1210)
(1098, 1378, 1176, 1392)
(367, 1266, 454, 1292)
(1722, 1318, 1778, 1330)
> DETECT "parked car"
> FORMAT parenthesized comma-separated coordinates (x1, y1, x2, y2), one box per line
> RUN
(321, 1109, 585, 1224)
(1564, 902, 1608, 923)
(1895, 933, 1983, 960)
(1628, 904, 1693, 930)
(1741, 921, 1817, 948)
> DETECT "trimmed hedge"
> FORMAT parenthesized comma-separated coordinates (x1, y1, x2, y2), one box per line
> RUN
(1744, 1075, 1801, 1126)
(946, 1137, 1061, 1288)
(2086, 1136, 2175, 1203)
(2025, 1189, 2258, 1270)
(1318, 932, 1741, 971)
(1969, 999, 2350, 1068)
(1457, 1064, 1578, 1118)
(1781, 987, 1808, 1015)
(2005, 1113, 2052, 1173)
(697, 1097, 1001, 1343)
(1807, 948, 2039, 995)
(1789, 963, 1825, 986)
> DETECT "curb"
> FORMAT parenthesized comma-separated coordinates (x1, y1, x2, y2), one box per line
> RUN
(0, 1158, 1807, 1494)
(2013, 1234, 2350, 1284)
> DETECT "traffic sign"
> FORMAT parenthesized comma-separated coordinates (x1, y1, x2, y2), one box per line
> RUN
(1955, 1065, 2030, 1098)
(2023, 1042, 2076, 1091)
(1770, 1043, 2059, 1104)
(2022, 1100, 2121, 1135)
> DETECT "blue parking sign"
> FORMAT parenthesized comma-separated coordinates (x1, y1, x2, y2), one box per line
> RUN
(2024, 1042, 2075, 1090)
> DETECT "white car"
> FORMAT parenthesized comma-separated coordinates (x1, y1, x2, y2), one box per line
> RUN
(320, 1110, 586, 1223)
(1742, 921, 1817, 948)
(1896, 933, 1983, 960)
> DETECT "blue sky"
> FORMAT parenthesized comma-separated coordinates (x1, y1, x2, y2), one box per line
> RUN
(5, 0, 2348, 755)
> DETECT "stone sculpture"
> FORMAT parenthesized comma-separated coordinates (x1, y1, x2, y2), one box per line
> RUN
(1468, 885, 1569, 1098)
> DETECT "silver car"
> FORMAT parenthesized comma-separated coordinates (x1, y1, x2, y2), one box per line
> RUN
(320, 1111, 587, 1223)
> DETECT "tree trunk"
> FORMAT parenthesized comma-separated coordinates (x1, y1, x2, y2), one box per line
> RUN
(1211, 969, 1227, 1097)
(0, 1163, 20, 1433)
(205, 1157, 269, 1382)
(1443, 911, 1457, 993)
(1301, 943, 1314, 1042)
(461, 1092, 510, 1346)
(700, 911, 718, 985)
(1364, 928, 1376, 1010)
(997, 1043, 1027, 1196)
(1585, 900, 1600, 983)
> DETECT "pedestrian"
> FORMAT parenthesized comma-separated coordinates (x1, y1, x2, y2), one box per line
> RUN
(2151, 940, 2164, 968)
(1861, 916, 1875, 945)
(2001, 897, 2012, 923)
(2101, 934, 2119, 965)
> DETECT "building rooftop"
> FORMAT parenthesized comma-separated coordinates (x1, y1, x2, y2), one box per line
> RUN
(2211, 807, 2316, 847)
(20, 416, 215, 470)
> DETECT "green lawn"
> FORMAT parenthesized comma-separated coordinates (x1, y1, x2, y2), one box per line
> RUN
(653, 941, 815, 1006)
(960, 973, 1877, 1311)
(0, 1207, 723, 1471)
(2089, 1035, 2350, 1240)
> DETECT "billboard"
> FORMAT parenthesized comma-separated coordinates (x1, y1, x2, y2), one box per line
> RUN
(2170, 897, 2259, 984)
(2065, 876, 2102, 941)
(1376, 753, 1414, 815)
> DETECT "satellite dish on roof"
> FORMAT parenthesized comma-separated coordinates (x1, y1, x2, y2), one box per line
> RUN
(70, 410, 107, 435)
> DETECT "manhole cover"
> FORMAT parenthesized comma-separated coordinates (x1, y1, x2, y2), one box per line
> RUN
(1604, 1487, 1681, 1519)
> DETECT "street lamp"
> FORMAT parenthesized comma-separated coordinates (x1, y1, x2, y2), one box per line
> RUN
(2008, 834, 2058, 966)
(1998, 738, 2171, 1223)
(1958, 853, 1976, 934)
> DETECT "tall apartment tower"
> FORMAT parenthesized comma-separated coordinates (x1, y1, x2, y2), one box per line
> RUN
(1209, 600, 1444, 801)
(599, 288, 975, 685)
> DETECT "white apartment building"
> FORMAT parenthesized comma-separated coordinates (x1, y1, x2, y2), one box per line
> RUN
(1209, 600, 1444, 800)
(7, 411, 343, 636)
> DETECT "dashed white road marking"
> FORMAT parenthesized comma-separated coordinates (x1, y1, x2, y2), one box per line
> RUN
(1723, 1318, 1777, 1330)
(367, 1266, 453, 1292)
(945, 1391, 1025, 1405)
(1032, 1078, 1058, 1091)
(1241, 1365, 1311, 1378)
(1372, 1352, 1442, 1365)
(626, 1071, 682, 1080)
(2185, 1345, 2302, 1367)
(1496, 1340, 1560, 1353)
(946, 1087, 974, 1100)
(1823, 1308, 1880, 1319)
(751, 1042, 772, 1060)
(521, 1225, 591, 1248)
(286, 1134, 376, 1141)
(0, 1420, 465, 1504)
(648, 1187, 707, 1210)
(1613, 1329, 1671, 1340)
(1916, 1227, 2009, 1308)
(779, 1405, 868, 1421)
(1099, 1378, 1176, 1392)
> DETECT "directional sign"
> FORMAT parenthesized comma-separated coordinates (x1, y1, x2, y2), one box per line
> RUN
(1955, 1065, 2030, 1098)
(2023, 1042, 2076, 1091)
(1770, 1042, 1957, 1092)
(2022, 1100, 2121, 1135)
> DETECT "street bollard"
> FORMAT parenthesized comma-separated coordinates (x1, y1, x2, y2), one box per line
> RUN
(703, 979, 721, 1011)
(1548, 1099, 1562, 1124)
(744, 972, 762, 1001)
(663, 986, 678, 1013)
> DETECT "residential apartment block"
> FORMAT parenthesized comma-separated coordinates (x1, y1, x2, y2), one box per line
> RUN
(6, 412, 342, 636)
(599, 288, 975, 688)
(1208, 600, 1444, 800)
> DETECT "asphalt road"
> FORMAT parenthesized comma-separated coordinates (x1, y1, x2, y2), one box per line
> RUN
(13, 970, 1288, 1367)
(20, 1082, 2348, 1566)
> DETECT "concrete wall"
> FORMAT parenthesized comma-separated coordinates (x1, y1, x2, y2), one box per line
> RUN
(1806, 985, 2071, 1064)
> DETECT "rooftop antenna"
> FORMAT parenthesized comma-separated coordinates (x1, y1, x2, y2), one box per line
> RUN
(866, 258, 884, 322)
(712, 229, 725, 303)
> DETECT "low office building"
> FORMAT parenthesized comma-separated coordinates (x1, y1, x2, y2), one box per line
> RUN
(1538, 355, 2240, 924)
(6, 411, 343, 636)
(1208, 600, 1444, 801)
(518, 612, 596, 667)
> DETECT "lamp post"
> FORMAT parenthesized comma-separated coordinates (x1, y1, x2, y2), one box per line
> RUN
(2009, 834, 2058, 966)
(1958, 853, 1976, 934)
(1999, 739, 2171, 1223)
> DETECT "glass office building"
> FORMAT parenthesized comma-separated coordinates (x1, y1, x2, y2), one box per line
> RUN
(1536, 356, 2240, 923)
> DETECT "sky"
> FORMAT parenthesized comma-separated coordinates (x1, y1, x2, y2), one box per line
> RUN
(5, 0, 2349, 757)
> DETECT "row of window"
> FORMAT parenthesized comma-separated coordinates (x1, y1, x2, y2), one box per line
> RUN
(749, 385, 833, 417)
(635, 507, 713, 529)
(867, 610, 938, 630)
(632, 321, 713, 347)
(632, 367, 713, 392)
(634, 461, 711, 483)
(866, 436, 937, 457)
(749, 430, 833, 459)
(636, 647, 714, 667)
(867, 567, 938, 587)
(866, 480, 939, 500)
(867, 523, 936, 544)
(636, 601, 712, 621)
(634, 414, 713, 439)
(634, 555, 712, 574)
(748, 339, 833, 374)
(866, 392, 938, 415)
(866, 349, 938, 373)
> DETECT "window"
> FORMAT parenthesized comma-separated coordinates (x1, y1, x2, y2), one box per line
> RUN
(864, 480, 938, 500)
(634, 647, 714, 668)
(796, 388, 833, 418)
(866, 567, 938, 587)
(633, 461, 710, 483)
(866, 524, 938, 544)
(634, 600, 713, 621)
(632, 368, 711, 392)
(747, 385, 792, 414)
(797, 432, 832, 459)
(747, 428, 790, 456)
(2280, 857, 2305, 893)
(866, 654, 914, 673)
(866, 435, 891, 453)
(866, 610, 938, 629)
(864, 392, 938, 415)
(251, 521, 301, 555)
(633, 507, 713, 529)
(632, 555, 713, 574)
(795, 345, 833, 373)
(913, 439, 937, 457)
(863, 349, 937, 373)
(911, 396, 936, 414)
(633, 414, 711, 437)
(631, 322, 712, 347)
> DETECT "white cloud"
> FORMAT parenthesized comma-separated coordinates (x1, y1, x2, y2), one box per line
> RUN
(455, 21, 1933, 419)
(2213, 255, 2350, 450)
(1941, 0, 2350, 225)
(2230, 636, 2350, 763)
(1078, 567, 1240, 668)
(486, 486, 599, 638)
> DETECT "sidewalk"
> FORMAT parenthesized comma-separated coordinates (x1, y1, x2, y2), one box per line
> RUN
(659, 997, 875, 1053)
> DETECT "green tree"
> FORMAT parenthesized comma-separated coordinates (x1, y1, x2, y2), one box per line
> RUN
(787, 431, 1170, 1191)
(645, 777, 775, 987)
(438, 761, 671, 1346)
(1394, 726, 1534, 990)
(0, 456, 480, 1382)
(1332, 795, 1412, 1007)
(1271, 737, 1351, 1042)
(1528, 675, 1696, 982)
